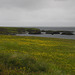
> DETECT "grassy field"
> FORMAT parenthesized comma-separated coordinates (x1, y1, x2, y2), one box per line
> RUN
(0, 35, 75, 75)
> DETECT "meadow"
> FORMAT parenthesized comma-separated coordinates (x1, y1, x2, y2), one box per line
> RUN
(0, 35, 75, 75)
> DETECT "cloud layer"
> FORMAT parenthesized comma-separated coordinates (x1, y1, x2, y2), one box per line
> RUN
(0, 0, 75, 27)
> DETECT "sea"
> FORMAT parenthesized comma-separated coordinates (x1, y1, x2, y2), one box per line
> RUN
(16, 27, 75, 39)
(37, 27, 75, 31)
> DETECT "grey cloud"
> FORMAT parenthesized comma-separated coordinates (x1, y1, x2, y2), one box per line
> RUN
(0, 0, 74, 10)
(0, 0, 75, 27)
(0, 0, 48, 10)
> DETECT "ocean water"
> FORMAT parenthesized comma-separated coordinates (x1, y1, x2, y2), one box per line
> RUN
(16, 34, 75, 39)
(37, 27, 75, 31)
(17, 27, 75, 39)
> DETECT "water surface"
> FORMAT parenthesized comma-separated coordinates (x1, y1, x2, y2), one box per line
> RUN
(16, 27, 75, 39)
(16, 34, 75, 39)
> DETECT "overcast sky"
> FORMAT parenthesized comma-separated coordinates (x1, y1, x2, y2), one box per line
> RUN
(0, 0, 75, 27)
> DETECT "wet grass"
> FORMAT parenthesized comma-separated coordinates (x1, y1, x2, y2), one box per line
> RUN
(0, 35, 75, 75)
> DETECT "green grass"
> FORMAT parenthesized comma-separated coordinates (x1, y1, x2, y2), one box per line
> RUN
(0, 35, 75, 75)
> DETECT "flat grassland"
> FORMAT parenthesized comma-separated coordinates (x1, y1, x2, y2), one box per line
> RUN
(0, 35, 75, 75)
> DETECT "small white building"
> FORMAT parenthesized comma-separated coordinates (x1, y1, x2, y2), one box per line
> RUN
(41, 32, 46, 34)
